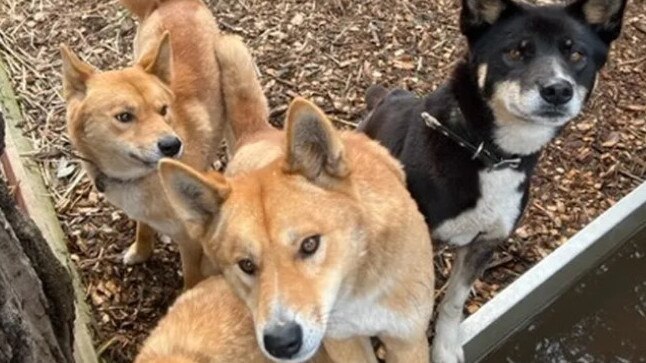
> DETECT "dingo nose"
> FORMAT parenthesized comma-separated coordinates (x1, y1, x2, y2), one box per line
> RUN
(539, 80, 573, 105)
(263, 323, 303, 359)
(157, 136, 182, 157)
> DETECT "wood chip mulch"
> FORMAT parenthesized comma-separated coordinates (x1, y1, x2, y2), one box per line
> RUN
(0, 0, 644, 361)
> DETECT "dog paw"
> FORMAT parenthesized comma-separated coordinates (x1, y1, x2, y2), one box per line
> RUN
(432, 337, 465, 363)
(123, 244, 152, 265)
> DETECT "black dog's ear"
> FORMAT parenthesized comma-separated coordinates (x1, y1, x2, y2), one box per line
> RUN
(460, 0, 518, 41)
(567, 0, 627, 44)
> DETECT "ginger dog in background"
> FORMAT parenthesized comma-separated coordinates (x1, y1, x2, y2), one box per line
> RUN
(61, 0, 244, 287)
(156, 37, 434, 363)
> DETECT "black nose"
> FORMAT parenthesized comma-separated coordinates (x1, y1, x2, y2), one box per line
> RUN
(263, 323, 303, 359)
(540, 81, 573, 105)
(157, 136, 182, 157)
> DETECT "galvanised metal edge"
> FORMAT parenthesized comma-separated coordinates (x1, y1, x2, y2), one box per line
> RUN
(0, 57, 99, 363)
(459, 181, 646, 362)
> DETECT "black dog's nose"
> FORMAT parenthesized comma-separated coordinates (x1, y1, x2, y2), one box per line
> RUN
(263, 323, 303, 359)
(157, 136, 182, 157)
(540, 81, 573, 105)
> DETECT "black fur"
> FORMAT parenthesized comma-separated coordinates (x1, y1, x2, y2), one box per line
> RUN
(359, 0, 626, 240)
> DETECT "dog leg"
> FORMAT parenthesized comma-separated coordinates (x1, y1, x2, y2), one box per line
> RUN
(123, 222, 155, 265)
(177, 237, 205, 289)
(432, 241, 495, 363)
(381, 333, 429, 363)
(323, 337, 378, 363)
(223, 121, 237, 160)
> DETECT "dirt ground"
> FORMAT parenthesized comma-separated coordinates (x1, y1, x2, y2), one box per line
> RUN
(0, 0, 644, 361)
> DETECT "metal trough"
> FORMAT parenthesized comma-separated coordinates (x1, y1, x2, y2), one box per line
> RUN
(459, 181, 646, 362)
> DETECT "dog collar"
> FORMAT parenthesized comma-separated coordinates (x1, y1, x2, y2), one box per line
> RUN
(421, 112, 522, 171)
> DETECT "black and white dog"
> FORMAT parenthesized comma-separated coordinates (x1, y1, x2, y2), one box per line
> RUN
(358, 0, 627, 362)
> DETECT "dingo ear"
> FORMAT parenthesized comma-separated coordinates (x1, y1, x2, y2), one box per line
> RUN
(460, 0, 518, 42)
(158, 159, 230, 237)
(139, 31, 172, 84)
(60, 45, 96, 101)
(567, 0, 627, 44)
(284, 98, 349, 182)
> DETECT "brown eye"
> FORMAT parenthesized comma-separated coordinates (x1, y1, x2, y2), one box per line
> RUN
(506, 40, 529, 62)
(238, 258, 257, 275)
(115, 112, 134, 123)
(160, 105, 169, 116)
(507, 48, 522, 61)
(300, 235, 321, 257)
(570, 51, 584, 63)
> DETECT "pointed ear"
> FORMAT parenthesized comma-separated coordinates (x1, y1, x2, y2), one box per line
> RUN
(158, 159, 230, 237)
(460, 0, 517, 41)
(567, 0, 627, 44)
(283, 98, 349, 182)
(60, 45, 96, 101)
(138, 32, 172, 84)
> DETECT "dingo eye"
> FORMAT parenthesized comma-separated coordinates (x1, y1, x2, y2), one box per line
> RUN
(505, 40, 530, 63)
(238, 258, 257, 275)
(569, 51, 584, 63)
(115, 112, 134, 123)
(563, 39, 585, 64)
(300, 235, 321, 257)
(160, 105, 169, 116)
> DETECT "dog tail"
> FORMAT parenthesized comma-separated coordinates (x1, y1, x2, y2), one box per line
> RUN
(214, 35, 271, 143)
(365, 84, 388, 111)
(119, 0, 164, 20)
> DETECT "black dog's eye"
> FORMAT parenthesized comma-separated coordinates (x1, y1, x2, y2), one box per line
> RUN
(160, 105, 169, 116)
(238, 258, 257, 275)
(570, 51, 585, 63)
(115, 112, 134, 123)
(300, 235, 321, 257)
(505, 40, 530, 63)
(562, 39, 585, 64)
(506, 48, 522, 61)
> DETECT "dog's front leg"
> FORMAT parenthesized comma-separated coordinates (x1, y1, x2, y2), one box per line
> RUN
(323, 337, 378, 363)
(177, 236, 206, 289)
(381, 334, 430, 363)
(123, 221, 155, 265)
(432, 241, 496, 363)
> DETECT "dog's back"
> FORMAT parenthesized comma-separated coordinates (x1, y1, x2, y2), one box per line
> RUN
(135, 276, 269, 363)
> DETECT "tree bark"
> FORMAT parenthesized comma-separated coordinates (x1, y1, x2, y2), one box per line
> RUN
(0, 110, 76, 363)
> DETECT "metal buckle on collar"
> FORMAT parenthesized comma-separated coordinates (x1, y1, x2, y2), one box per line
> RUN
(472, 142, 485, 160)
(422, 112, 441, 129)
(490, 157, 522, 171)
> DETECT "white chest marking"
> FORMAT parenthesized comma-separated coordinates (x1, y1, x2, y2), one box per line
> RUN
(433, 168, 526, 246)
(494, 121, 555, 155)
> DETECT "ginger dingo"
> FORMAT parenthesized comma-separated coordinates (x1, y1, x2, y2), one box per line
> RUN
(157, 38, 435, 363)
(60, 0, 251, 287)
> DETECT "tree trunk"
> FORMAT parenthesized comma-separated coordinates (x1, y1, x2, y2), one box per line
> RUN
(0, 110, 76, 363)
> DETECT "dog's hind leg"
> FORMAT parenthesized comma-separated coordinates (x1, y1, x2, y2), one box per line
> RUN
(432, 240, 496, 363)
(123, 222, 155, 265)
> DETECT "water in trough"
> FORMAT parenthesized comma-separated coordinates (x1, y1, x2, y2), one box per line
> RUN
(482, 227, 646, 363)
